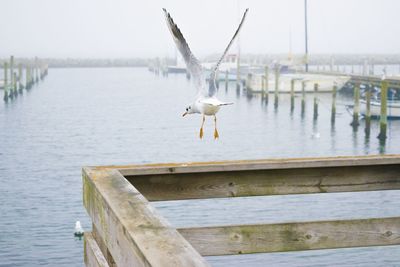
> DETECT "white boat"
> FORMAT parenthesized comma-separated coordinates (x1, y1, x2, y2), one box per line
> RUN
(203, 54, 251, 81)
(360, 99, 400, 119)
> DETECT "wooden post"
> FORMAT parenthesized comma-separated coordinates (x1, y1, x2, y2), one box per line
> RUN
(13, 72, 18, 96)
(274, 65, 279, 108)
(30, 66, 34, 86)
(261, 75, 265, 99)
(301, 81, 306, 117)
(35, 57, 39, 83)
(313, 83, 318, 120)
(331, 83, 337, 124)
(26, 66, 30, 89)
(365, 84, 371, 136)
(264, 66, 269, 103)
(18, 64, 24, 92)
(236, 55, 241, 90)
(378, 80, 388, 140)
(216, 71, 219, 89)
(9, 56, 14, 97)
(225, 70, 228, 91)
(31, 66, 35, 84)
(246, 73, 252, 92)
(351, 83, 360, 127)
(290, 79, 295, 112)
(3, 62, 8, 102)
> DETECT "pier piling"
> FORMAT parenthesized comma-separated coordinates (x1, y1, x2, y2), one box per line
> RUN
(274, 65, 279, 109)
(13, 72, 18, 96)
(331, 83, 337, 124)
(236, 56, 241, 90)
(378, 80, 388, 140)
(9, 56, 14, 98)
(3, 62, 8, 102)
(18, 64, 24, 92)
(261, 75, 265, 99)
(290, 79, 295, 112)
(246, 73, 252, 91)
(351, 83, 360, 128)
(25, 66, 30, 90)
(301, 81, 306, 118)
(313, 83, 318, 120)
(365, 84, 372, 136)
(225, 70, 228, 91)
(264, 66, 269, 103)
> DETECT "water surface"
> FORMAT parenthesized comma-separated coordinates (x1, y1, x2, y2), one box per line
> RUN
(0, 68, 399, 266)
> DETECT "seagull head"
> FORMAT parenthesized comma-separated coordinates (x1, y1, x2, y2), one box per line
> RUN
(182, 105, 194, 117)
(182, 102, 201, 116)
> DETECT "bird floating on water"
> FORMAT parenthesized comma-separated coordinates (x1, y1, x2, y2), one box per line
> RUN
(163, 8, 249, 139)
(74, 221, 84, 237)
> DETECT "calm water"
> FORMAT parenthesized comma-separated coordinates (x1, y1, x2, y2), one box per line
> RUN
(0, 68, 399, 266)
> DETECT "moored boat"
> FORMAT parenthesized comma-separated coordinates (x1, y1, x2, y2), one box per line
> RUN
(360, 99, 400, 119)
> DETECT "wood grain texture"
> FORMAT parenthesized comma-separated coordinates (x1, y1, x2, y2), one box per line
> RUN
(84, 232, 110, 267)
(113, 154, 400, 176)
(127, 164, 400, 201)
(178, 217, 400, 256)
(83, 168, 209, 267)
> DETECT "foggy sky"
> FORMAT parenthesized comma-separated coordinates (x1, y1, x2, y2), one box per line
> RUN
(1, 0, 399, 58)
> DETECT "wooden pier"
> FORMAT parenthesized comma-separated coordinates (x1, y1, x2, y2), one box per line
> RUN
(83, 155, 400, 267)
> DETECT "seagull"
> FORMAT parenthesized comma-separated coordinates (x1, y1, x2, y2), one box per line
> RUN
(163, 8, 249, 139)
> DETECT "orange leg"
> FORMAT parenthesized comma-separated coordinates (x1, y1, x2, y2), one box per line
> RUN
(199, 115, 205, 139)
(214, 115, 219, 139)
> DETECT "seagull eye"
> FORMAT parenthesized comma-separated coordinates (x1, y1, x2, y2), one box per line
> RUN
(186, 108, 188, 111)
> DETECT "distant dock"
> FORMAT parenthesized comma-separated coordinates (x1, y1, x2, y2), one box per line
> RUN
(83, 155, 400, 267)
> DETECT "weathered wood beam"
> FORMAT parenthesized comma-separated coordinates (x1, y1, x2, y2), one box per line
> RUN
(82, 168, 209, 267)
(178, 217, 400, 256)
(126, 163, 400, 201)
(116, 155, 400, 176)
(84, 232, 110, 267)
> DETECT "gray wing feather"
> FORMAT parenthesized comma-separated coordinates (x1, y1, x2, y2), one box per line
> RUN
(163, 9, 205, 94)
(208, 8, 249, 97)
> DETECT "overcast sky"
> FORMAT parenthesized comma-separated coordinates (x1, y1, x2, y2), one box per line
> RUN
(1, 0, 399, 58)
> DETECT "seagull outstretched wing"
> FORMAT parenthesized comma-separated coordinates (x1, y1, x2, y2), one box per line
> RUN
(208, 8, 249, 97)
(163, 8, 206, 95)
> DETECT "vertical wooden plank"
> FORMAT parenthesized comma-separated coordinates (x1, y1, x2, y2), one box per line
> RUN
(84, 232, 110, 267)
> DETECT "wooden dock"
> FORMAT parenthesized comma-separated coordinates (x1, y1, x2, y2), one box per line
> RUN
(306, 70, 400, 89)
(83, 155, 400, 267)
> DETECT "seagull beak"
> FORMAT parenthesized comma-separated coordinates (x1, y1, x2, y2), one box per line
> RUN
(182, 111, 188, 117)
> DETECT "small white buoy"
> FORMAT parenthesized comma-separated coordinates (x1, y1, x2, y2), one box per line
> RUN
(74, 221, 84, 237)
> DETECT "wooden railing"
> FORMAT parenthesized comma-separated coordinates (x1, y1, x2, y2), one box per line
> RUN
(82, 155, 400, 267)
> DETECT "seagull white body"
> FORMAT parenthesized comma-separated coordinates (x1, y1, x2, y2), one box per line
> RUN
(163, 8, 248, 139)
